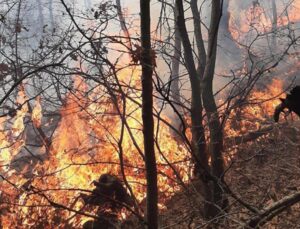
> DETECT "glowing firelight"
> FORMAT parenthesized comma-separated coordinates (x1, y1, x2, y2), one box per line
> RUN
(0, 1, 299, 227)
(229, 2, 300, 42)
(32, 96, 42, 128)
(0, 68, 192, 228)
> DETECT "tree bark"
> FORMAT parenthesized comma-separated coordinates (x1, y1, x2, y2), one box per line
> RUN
(170, 5, 185, 134)
(175, 0, 208, 176)
(202, 0, 228, 216)
(175, 0, 208, 179)
(190, 0, 206, 77)
(49, 0, 54, 30)
(176, 0, 215, 219)
(271, 0, 278, 49)
(36, 0, 45, 33)
(140, 1, 158, 228)
(116, 0, 132, 49)
(218, 0, 241, 63)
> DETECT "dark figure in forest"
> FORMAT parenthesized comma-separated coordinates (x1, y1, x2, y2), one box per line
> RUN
(274, 86, 300, 122)
(82, 174, 134, 229)
(82, 173, 133, 209)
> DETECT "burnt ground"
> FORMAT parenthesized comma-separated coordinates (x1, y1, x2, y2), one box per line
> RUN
(157, 121, 300, 229)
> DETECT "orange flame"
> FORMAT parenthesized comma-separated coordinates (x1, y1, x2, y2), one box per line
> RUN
(0, 68, 191, 227)
(32, 96, 42, 128)
(229, 2, 300, 42)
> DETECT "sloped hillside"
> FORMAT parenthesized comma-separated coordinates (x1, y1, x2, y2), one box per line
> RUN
(159, 121, 300, 228)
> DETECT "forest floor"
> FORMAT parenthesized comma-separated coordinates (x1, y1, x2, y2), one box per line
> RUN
(158, 120, 300, 229)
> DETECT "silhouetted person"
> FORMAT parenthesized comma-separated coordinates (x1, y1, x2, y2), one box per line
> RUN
(274, 86, 300, 122)
(81, 174, 133, 209)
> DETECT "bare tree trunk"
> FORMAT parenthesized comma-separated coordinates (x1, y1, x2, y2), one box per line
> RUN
(175, 0, 214, 219)
(49, 0, 54, 30)
(140, 1, 158, 228)
(170, 6, 184, 134)
(190, 0, 206, 77)
(116, 0, 132, 49)
(202, 0, 228, 216)
(36, 0, 45, 32)
(175, 0, 208, 178)
(271, 0, 278, 48)
(218, 0, 233, 41)
(218, 0, 241, 68)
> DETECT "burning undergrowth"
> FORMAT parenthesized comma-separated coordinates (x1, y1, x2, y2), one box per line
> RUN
(225, 79, 284, 136)
(0, 69, 297, 228)
(228, 0, 300, 43)
(0, 70, 192, 228)
(0, 1, 299, 228)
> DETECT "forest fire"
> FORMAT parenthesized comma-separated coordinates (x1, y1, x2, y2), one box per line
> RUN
(0, 69, 192, 228)
(225, 79, 285, 137)
(0, 73, 294, 228)
(0, 0, 299, 228)
(229, 1, 300, 42)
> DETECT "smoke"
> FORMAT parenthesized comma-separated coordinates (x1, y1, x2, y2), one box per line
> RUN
(216, 0, 300, 90)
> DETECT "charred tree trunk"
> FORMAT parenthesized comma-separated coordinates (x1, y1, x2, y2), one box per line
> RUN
(175, 0, 214, 219)
(202, 0, 228, 216)
(140, 1, 158, 228)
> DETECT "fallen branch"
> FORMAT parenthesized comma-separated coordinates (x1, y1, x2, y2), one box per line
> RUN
(244, 191, 300, 228)
(225, 125, 274, 147)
